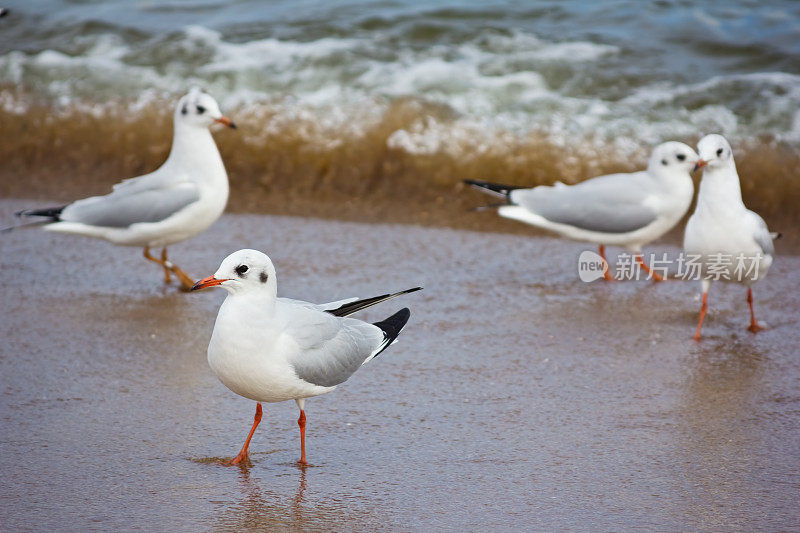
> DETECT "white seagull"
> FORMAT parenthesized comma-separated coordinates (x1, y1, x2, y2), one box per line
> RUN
(683, 134, 777, 340)
(191, 249, 421, 466)
(13, 88, 236, 290)
(465, 142, 700, 281)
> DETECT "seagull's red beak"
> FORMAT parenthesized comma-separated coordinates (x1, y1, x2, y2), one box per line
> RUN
(214, 116, 237, 129)
(191, 276, 230, 291)
(693, 159, 707, 172)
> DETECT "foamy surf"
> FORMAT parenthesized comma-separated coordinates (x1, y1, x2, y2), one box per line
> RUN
(3, 0, 800, 147)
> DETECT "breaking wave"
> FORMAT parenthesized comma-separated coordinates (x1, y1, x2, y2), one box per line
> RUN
(1, 1, 798, 236)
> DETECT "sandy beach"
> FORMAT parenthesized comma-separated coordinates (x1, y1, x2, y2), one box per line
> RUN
(1, 198, 798, 530)
(2, 2, 799, 528)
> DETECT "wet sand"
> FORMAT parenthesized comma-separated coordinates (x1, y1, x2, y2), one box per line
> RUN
(1, 198, 798, 531)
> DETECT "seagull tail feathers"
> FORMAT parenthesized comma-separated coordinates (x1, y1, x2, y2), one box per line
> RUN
(4, 205, 67, 232)
(1, 219, 52, 233)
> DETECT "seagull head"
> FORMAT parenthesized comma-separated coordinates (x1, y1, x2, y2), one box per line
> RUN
(175, 88, 237, 130)
(696, 134, 733, 171)
(192, 249, 277, 296)
(648, 141, 701, 176)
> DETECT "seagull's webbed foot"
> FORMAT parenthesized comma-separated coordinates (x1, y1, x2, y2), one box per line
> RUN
(166, 262, 196, 291)
(746, 288, 764, 334)
(224, 453, 251, 466)
(161, 248, 196, 290)
(298, 411, 308, 466)
(223, 403, 262, 466)
(747, 323, 764, 334)
(297, 402, 308, 466)
(143, 246, 196, 290)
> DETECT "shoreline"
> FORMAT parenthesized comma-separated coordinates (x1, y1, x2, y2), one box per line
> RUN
(6, 191, 797, 255)
(1, 103, 796, 253)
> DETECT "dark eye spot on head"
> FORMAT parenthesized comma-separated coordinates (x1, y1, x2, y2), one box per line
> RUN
(235, 264, 248, 277)
(676, 153, 686, 161)
(260, 272, 268, 283)
(716, 148, 723, 156)
(661, 159, 668, 166)
(181, 104, 188, 115)
(196, 105, 206, 114)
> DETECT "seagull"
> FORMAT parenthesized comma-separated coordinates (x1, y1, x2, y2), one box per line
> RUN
(683, 134, 777, 340)
(12, 88, 236, 290)
(191, 249, 421, 466)
(465, 142, 700, 281)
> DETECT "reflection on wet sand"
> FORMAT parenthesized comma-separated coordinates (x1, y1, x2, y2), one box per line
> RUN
(212, 465, 376, 531)
(675, 340, 767, 530)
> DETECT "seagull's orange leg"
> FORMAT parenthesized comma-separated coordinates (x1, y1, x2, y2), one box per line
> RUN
(227, 403, 262, 465)
(161, 246, 195, 290)
(746, 288, 764, 333)
(694, 291, 708, 341)
(143, 246, 172, 283)
(160, 247, 172, 283)
(598, 245, 615, 281)
(297, 409, 308, 466)
(635, 254, 665, 282)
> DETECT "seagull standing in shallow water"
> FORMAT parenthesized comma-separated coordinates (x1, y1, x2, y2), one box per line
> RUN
(465, 142, 700, 281)
(192, 249, 421, 466)
(13, 88, 236, 290)
(684, 134, 777, 340)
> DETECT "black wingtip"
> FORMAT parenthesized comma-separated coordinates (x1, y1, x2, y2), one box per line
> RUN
(371, 308, 411, 358)
(326, 287, 422, 317)
(15, 205, 66, 221)
(463, 179, 525, 200)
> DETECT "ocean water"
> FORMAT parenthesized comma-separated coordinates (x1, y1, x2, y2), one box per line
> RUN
(1, 0, 799, 153)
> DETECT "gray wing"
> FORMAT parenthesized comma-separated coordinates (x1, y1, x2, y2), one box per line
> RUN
(278, 288, 421, 318)
(510, 172, 658, 233)
(277, 296, 359, 313)
(281, 304, 383, 388)
(60, 182, 200, 228)
(748, 210, 775, 256)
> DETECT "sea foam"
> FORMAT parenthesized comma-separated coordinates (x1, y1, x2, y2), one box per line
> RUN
(1, 22, 799, 160)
